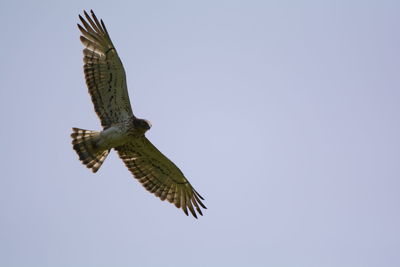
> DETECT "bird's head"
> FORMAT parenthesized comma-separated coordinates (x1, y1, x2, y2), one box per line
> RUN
(134, 118, 152, 132)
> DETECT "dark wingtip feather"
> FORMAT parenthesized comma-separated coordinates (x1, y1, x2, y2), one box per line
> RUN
(182, 206, 189, 216)
(90, 10, 100, 24)
(77, 24, 86, 35)
(100, 19, 109, 36)
(192, 211, 198, 219)
(78, 15, 85, 24)
(185, 193, 197, 218)
(191, 197, 203, 216)
(194, 189, 205, 200)
(196, 207, 203, 216)
(188, 204, 197, 218)
(193, 192, 207, 209)
(84, 10, 90, 18)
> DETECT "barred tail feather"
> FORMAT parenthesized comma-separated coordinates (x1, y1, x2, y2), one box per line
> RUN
(71, 127, 110, 172)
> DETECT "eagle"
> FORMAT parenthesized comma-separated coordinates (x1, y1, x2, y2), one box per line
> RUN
(71, 10, 206, 218)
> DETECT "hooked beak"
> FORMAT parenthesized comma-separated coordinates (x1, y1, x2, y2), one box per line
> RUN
(145, 120, 152, 129)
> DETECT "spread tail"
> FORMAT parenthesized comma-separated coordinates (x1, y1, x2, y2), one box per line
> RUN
(71, 127, 110, 172)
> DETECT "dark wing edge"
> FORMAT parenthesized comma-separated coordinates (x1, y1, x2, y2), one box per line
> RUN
(116, 137, 207, 218)
(78, 10, 133, 127)
(78, 10, 115, 56)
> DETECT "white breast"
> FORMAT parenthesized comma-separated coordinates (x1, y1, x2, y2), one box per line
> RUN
(97, 125, 131, 149)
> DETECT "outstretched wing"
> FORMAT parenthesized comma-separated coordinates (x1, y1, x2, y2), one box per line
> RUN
(116, 137, 207, 218)
(78, 10, 133, 127)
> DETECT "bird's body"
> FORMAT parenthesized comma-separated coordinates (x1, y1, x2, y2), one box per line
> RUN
(86, 118, 149, 151)
(71, 10, 206, 218)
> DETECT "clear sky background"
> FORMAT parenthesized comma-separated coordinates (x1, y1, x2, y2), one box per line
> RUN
(1, 1, 399, 266)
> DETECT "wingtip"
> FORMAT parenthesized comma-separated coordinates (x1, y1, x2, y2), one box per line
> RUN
(192, 212, 198, 219)
(77, 23, 85, 32)
(194, 189, 205, 200)
(183, 208, 189, 216)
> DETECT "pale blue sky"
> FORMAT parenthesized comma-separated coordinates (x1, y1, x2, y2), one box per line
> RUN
(1, 1, 399, 266)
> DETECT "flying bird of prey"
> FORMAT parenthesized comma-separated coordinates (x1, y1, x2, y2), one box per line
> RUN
(71, 10, 206, 218)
